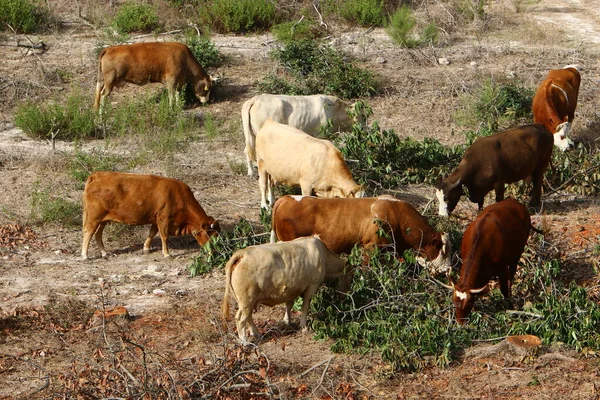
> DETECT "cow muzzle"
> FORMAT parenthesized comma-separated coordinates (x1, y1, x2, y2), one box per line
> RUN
(436, 189, 449, 217)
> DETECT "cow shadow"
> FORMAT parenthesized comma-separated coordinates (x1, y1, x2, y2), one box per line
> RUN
(539, 196, 599, 214)
(574, 117, 600, 149)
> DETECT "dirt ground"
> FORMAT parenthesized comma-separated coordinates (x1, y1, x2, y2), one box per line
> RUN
(1, 0, 600, 398)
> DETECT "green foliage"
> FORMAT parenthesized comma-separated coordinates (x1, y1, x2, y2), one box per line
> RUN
(111, 2, 159, 34)
(339, 0, 385, 27)
(69, 146, 126, 187)
(184, 35, 223, 68)
(546, 143, 600, 197)
(258, 39, 378, 99)
(188, 218, 270, 277)
(30, 183, 81, 226)
(311, 240, 600, 371)
(14, 92, 97, 140)
(335, 121, 465, 192)
(199, 0, 277, 34)
(472, 79, 534, 131)
(272, 19, 323, 43)
(0, 0, 47, 33)
(455, 0, 486, 22)
(386, 5, 438, 48)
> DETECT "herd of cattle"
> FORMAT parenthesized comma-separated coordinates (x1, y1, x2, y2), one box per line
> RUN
(86, 41, 581, 342)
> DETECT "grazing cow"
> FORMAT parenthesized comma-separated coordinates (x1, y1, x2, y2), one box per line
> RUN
(221, 236, 346, 343)
(449, 198, 531, 324)
(256, 119, 362, 209)
(532, 66, 581, 151)
(81, 172, 220, 260)
(271, 195, 452, 275)
(242, 94, 366, 176)
(94, 42, 216, 110)
(436, 124, 553, 216)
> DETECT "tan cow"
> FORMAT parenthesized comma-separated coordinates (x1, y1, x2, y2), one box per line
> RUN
(242, 94, 366, 176)
(256, 119, 362, 209)
(271, 195, 452, 275)
(81, 172, 220, 260)
(94, 42, 216, 111)
(221, 236, 347, 343)
(532, 66, 581, 151)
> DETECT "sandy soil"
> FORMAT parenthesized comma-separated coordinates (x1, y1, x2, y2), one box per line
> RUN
(1, 0, 599, 398)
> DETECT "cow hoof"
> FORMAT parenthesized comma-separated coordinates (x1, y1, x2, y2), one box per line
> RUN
(143, 249, 151, 254)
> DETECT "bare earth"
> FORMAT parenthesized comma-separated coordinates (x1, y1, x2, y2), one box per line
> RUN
(1, 0, 599, 398)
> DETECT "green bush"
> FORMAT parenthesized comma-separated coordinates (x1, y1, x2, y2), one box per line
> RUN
(0, 0, 47, 33)
(272, 19, 323, 43)
(15, 92, 97, 140)
(311, 240, 600, 371)
(339, 0, 385, 27)
(386, 5, 438, 48)
(189, 217, 271, 277)
(199, 0, 277, 34)
(111, 2, 159, 34)
(30, 183, 81, 226)
(257, 39, 378, 99)
(69, 147, 126, 187)
(473, 79, 534, 131)
(184, 35, 223, 68)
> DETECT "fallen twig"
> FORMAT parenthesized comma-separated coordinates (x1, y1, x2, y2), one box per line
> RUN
(298, 355, 335, 378)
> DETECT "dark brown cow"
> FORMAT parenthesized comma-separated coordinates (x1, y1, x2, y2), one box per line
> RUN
(436, 124, 553, 216)
(271, 195, 451, 275)
(81, 172, 220, 259)
(532, 66, 581, 151)
(449, 198, 531, 324)
(94, 42, 215, 110)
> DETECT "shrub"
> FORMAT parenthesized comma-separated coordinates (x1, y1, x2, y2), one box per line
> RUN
(184, 34, 223, 68)
(258, 39, 378, 99)
(386, 5, 438, 48)
(188, 217, 270, 277)
(473, 79, 534, 131)
(339, 0, 385, 27)
(30, 183, 81, 226)
(272, 19, 323, 43)
(15, 92, 97, 140)
(0, 0, 47, 33)
(111, 2, 159, 34)
(199, 0, 277, 34)
(69, 147, 126, 187)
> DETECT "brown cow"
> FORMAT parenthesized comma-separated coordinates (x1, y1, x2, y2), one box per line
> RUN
(81, 172, 220, 260)
(449, 198, 531, 325)
(532, 66, 581, 151)
(94, 42, 216, 110)
(271, 195, 451, 275)
(222, 236, 347, 343)
(436, 124, 553, 216)
(256, 119, 362, 209)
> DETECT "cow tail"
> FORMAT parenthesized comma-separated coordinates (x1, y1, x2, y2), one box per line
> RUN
(222, 250, 244, 322)
(94, 48, 107, 110)
(242, 97, 257, 162)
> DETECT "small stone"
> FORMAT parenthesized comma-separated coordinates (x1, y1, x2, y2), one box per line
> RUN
(175, 289, 187, 297)
(438, 58, 450, 66)
(375, 57, 386, 64)
(153, 289, 166, 296)
(142, 289, 149, 295)
(470, 61, 478, 67)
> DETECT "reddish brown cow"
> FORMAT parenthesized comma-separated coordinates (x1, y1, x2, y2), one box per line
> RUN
(532, 66, 581, 151)
(449, 198, 531, 325)
(81, 172, 220, 260)
(436, 124, 553, 216)
(94, 42, 216, 110)
(271, 195, 451, 275)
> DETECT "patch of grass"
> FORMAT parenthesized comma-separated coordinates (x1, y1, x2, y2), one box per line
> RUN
(272, 19, 324, 43)
(111, 2, 159, 34)
(311, 238, 600, 371)
(339, 0, 386, 27)
(201, 112, 219, 139)
(189, 218, 270, 277)
(257, 39, 378, 99)
(184, 34, 223, 68)
(14, 91, 98, 140)
(199, 0, 277, 34)
(30, 182, 81, 227)
(227, 157, 247, 176)
(0, 0, 47, 33)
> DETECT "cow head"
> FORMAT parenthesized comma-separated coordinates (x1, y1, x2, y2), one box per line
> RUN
(436, 178, 462, 216)
(554, 122, 574, 151)
(449, 276, 489, 325)
(192, 220, 221, 245)
(193, 75, 218, 104)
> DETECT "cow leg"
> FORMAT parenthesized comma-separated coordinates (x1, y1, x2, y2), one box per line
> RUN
(494, 182, 505, 203)
(299, 286, 319, 332)
(94, 222, 109, 257)
(299, 181, 313, 197)
(157, 225, 171, 257)
(258, 163, 270, 209)
(267, 175, 275, 206)
(283, 300, 293, 324)
(245, 150, 254, 176)
(528, 170, 544, 209)
(236, 305, 259, 342)
(144, 224, 159, 253)
(81, 223, 99, 260)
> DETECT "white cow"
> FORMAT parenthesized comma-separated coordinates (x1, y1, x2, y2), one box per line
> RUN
(221, 236, 347, 343)
(242, 94, 365, 176)
(255, 119, 362, 209)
